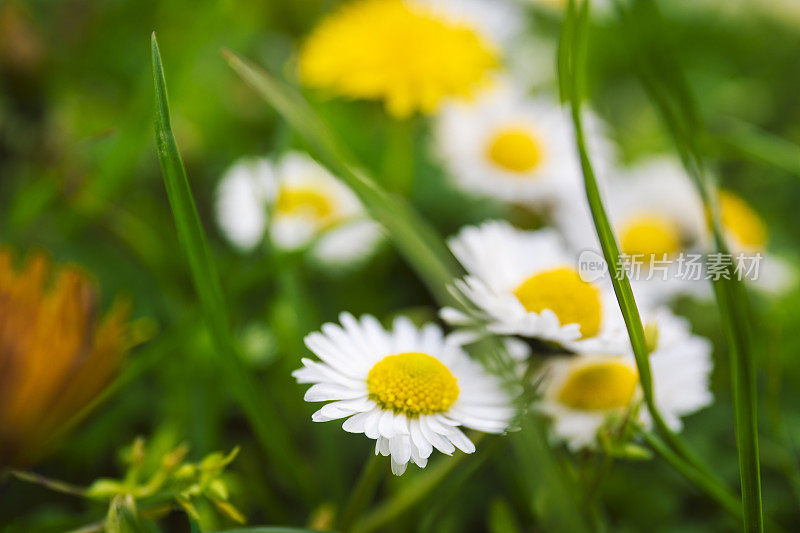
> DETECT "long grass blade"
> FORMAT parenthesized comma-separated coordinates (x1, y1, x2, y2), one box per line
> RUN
(559, 0, 682, 464)
(151, 33, 313, 501)
(559, 1, 746, 519)
(614, 2, 765, 529)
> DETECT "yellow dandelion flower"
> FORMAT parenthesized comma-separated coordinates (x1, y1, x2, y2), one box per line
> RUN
(298, 0, 498, 118)
(0, 250, 134, 466)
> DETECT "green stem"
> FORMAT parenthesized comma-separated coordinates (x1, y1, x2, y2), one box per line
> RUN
(352, 434, 486, 533)
(9, 470, 88, 497)
(641, 432, 742, 520)
(382, 118, 415, 195)
(338, 454, 386, 532)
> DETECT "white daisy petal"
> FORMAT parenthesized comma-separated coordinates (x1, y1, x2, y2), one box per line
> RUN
(343, 410, 376, 433)
(304, 383, 366, 402)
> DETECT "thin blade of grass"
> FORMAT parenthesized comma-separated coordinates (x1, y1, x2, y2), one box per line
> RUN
(615, 2, 765, 529)
(712, 118, 800, 179)
(151, 33, 313, 502)
(559, 0, 668, 459)
(560, 0, 744, 518)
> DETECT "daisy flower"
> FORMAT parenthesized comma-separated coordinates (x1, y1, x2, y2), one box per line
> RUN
(535, 307, 713, 451)
(433, 83, 614, 208)
(215, 151, 383, 267)
(442, 220, 626, 350)
(298, 0, 499, 118)
(293, 313, 514, 475)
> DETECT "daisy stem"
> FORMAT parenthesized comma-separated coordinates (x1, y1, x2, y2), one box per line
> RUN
(8, 470, 88, 498)
(382, 117, 416, 195)
(338, 454, 385, 532)
(641, 431, 742, 520)
(352, 434, 487, 533)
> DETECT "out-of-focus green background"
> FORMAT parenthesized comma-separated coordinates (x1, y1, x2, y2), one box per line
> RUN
(2, 0, 800, 531)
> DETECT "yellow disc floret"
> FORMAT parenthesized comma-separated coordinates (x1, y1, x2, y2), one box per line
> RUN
(485, 127, 544, 174)
(619, 214, 682, 258)
(367, 352, 459, 416)
(513, 267, 602, 338)
(298, 0, 498, 118)
(719, 190, 767, 250)
(274, 186, 337, 227)
(557, 359, 639, 411)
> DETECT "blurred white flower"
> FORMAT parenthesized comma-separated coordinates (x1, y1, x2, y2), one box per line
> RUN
(215, 151, 383, 266)
(441, 220, 626, 350)
(215, 158, 275, 251)
(433, 81, 614, 209)
(293, 313, 514, 475)
(536, 307, 714, 451)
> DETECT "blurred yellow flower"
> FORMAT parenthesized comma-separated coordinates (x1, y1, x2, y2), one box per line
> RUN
(0, 250, 133, 466)
(298, 0, 498, 118)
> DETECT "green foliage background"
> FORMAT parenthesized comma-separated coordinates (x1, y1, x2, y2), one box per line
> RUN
(2, 0, 800, 531)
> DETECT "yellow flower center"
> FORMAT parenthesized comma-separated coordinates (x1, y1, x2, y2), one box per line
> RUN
(513, 267, 602, 338)
(557, 359, 639, 411)
(298, 0, 497, 118)
(367, 352, 459, 416)
(718, 190, 767, 250)
(485, 127, 544, 174)
(274, 186, 337, 226)
(619, 214, 682, 258)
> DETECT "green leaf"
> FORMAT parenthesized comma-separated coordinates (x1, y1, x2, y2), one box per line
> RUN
(150, 33, 313, 502)
(222, 49, 462, 307)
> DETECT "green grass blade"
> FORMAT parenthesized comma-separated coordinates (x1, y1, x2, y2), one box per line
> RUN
(560, 1, 743, 517)
(559, 0, 669, 455)
(222, 50, 461, 306)
(713, 118, 800, 179)
(150, 33, 313, 502)
(640, 432, 742, 520)
(615, 2, 765, 529)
